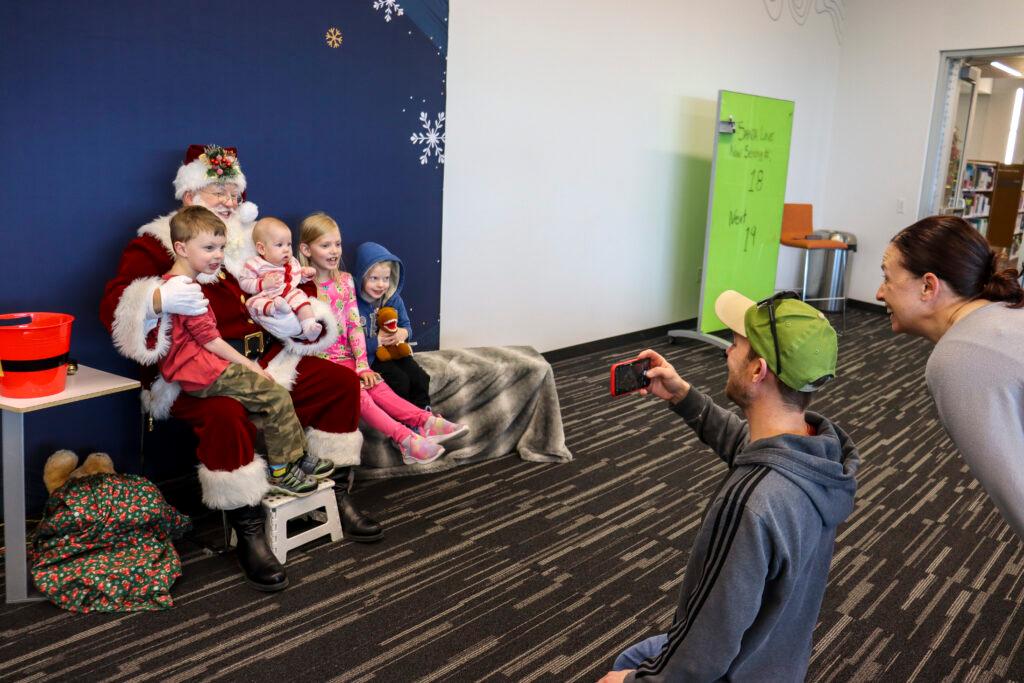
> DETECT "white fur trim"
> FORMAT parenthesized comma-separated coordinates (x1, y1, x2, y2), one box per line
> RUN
(141, 376, 181, 420)
(195, 271, 219, 285)
(306, 428, 362, 467)
(238, 201, 258, 224)
(265, 352, 301, 391)
(197, 456, 269, 510)
(136, 212, 175, 255)
(111, 277, 174, 365)
(277, 297, 340, 356)
(173, 158, 247, 199)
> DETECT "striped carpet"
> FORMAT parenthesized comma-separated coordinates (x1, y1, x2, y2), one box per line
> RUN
(3, 307, 1024, 682)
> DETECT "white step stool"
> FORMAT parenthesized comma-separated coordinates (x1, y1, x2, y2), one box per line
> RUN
(231, 478, 344, 564)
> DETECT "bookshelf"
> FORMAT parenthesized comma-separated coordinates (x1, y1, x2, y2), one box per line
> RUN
(959, 161, 1023, 247)
(960, 160, 996, 235)
(1010, 192, 1024, 273)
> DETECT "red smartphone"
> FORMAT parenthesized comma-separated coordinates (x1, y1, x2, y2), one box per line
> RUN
(610, 357, 652, 396)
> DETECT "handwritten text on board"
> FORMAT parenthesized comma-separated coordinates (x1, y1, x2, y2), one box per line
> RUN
(699, 92, 794, 333)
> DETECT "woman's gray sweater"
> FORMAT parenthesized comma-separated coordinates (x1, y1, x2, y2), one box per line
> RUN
(927, 302, 1024, 540)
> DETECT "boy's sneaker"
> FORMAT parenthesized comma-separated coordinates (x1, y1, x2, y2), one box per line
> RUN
(268, 462, 317, 497)
(417, 415, 470, 444)
(298, 452, 335, 480)
(398, 434, 446, 465)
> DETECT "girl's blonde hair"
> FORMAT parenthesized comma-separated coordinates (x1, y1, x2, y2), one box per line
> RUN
(298, 211, 344, 282)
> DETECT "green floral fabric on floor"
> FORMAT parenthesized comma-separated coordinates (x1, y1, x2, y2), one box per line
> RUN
(31, 474, 192, 612)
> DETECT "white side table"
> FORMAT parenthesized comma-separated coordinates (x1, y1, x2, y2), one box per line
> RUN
(1, 365, 140, 603)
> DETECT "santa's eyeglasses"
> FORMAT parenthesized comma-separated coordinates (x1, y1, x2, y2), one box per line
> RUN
(200, 187, 242, 204)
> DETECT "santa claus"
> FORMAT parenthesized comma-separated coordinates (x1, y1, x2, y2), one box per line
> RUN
(100, 145, 381, 592)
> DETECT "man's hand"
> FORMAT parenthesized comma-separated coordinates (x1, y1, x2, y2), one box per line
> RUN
(379, 328, 408, 346)
(156, 275, 208, 316)
(636, 349, 691, 404)
(263, 272, 285, 289)
(597, 671, 633, 683)
(360, 371, 382, 389)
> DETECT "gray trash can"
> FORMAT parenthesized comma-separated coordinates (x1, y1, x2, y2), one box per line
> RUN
(804, 231, 857, 313)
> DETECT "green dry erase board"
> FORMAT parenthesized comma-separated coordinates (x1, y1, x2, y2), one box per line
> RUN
(698, 91, 794, 333)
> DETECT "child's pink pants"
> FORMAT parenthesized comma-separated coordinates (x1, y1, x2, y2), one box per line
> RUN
(337, 360, 431, 443)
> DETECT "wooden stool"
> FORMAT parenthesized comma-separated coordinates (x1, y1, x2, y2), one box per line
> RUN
(231, 479, 344, 564)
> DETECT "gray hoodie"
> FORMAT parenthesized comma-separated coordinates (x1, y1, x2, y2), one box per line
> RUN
(626, 388, 859, 682)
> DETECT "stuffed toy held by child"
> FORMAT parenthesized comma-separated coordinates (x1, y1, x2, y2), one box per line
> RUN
(376, 306, 414, 362)
(43, 449, 116, 493)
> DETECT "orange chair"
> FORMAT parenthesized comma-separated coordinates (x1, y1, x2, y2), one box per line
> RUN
(781, 203, 849, 309)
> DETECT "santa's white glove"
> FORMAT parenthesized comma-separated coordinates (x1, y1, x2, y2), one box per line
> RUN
(255, 311, 303, 339)
(158, 276, 208, 316)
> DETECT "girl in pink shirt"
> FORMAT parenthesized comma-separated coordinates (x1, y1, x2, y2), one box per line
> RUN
(297, 213, 467, 465)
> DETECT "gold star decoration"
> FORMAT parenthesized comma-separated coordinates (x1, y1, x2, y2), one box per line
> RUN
(325, 27, 343, 48)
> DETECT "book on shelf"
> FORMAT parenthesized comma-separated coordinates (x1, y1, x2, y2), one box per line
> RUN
(963, 160, 997, 191)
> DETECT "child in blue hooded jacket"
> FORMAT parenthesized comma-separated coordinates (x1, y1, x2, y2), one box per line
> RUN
(353, 242, 452, 417)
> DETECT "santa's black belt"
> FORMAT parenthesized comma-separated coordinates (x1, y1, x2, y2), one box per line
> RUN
(227, 332, 266, 361)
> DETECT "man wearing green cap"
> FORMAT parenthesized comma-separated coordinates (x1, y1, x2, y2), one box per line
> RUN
(600, 290, 860, 683)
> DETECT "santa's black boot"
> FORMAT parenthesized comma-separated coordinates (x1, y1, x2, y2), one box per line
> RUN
(225, 505, 289, 592)
(336, 490, 384, 542)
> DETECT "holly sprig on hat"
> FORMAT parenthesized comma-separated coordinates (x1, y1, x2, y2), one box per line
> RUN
(197, 145, 239, 180)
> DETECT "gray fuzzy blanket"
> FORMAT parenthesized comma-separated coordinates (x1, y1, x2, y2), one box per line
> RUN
(354, 346, 573, 479)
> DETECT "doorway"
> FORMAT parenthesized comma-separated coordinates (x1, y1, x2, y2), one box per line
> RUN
(922, 48, 1024, 267)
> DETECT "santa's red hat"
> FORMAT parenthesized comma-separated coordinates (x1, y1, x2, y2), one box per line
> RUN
(172, 144, 248, 199)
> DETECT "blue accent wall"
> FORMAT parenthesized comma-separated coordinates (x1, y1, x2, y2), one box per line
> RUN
(0, 1, 447, 515)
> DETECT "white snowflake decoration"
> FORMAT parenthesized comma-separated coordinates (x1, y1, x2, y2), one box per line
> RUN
(410, 111, 445, 166)
(372, 0, 404, 22)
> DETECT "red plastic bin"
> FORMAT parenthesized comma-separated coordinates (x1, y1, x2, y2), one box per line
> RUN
(0, 312, 75, 398)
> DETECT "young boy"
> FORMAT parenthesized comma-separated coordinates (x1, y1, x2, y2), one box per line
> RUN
(159, 205, 335, 496)
(239, 217, 322, 342)
(353, 242, 433, 410)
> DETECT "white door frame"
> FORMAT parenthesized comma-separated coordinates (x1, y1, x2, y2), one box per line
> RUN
(920, 45, 1024, 218)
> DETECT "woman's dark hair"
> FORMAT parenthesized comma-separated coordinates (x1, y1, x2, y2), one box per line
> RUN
(891, 215, 1024, 308)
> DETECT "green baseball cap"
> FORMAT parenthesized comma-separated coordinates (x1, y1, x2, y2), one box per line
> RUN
(714, 290, 837, 392)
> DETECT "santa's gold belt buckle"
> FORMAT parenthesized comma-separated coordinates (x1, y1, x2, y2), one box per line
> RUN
(243, 331, 265, 360)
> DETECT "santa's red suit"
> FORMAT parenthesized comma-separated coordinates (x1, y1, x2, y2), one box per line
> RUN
(100, 209, 362, 511)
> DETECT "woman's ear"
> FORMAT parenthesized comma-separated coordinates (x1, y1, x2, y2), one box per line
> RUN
(921, 272, 941, 301)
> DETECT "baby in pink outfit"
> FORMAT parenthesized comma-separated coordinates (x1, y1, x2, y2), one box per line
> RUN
(240, 217, 323, 341)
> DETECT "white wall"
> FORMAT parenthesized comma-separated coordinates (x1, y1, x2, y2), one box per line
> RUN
(965, 90, 990, 160)
(969, 79, 1024, 163)
(819, 0, 1024, 305)
(441, 0, 843, 351)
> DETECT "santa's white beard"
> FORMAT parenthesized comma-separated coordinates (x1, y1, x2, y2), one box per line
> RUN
(187, 196, 256, 282)
(190, 194, 237, 222)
